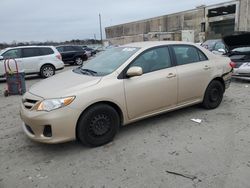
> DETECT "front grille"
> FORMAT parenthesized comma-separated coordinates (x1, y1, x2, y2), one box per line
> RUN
(22, 98, 39, 110)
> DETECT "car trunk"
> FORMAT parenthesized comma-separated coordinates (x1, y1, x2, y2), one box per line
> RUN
(223, 33, 250, 68)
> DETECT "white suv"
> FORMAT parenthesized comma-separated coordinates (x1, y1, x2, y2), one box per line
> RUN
(0, 46, 64, 78)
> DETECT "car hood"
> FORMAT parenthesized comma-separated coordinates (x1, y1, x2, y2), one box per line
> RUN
(223, 32, 250, 51)
(29, 69, 102, 98)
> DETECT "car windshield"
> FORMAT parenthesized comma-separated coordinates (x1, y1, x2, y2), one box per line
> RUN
(202, 40, 218, 49)
(80, 47, 140, 76)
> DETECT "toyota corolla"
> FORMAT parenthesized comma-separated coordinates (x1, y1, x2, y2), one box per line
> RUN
(20, 41, 233, 147)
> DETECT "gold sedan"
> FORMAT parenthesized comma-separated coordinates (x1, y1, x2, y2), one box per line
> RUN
(20, 41, 233, 147)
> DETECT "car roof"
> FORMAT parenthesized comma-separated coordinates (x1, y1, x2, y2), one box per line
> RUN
(3, 46, 54, 50)
(122, 41, 198, 49)
(56, 45, 83, 47)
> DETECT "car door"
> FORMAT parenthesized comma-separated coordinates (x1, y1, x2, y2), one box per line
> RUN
(62, 46, 76, 61)
(123, 46, 177, 120)
(171, 45, 213, 105)
(0, 48, 22, 76)
(21, 48, 42, 73)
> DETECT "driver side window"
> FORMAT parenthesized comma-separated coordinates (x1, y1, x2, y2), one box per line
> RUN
(130, 47, 172, 74)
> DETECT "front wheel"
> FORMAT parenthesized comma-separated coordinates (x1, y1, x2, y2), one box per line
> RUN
(77, 104, 120, 147)
(202, 80, 224, 109)
(40, 64, 55, 78)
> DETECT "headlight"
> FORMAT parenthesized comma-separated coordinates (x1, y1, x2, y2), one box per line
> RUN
(34, 96, 75, 112)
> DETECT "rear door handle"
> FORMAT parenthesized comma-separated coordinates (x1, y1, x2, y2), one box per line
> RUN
(167, 73, 176, 78)
(204, 65, 211, 70)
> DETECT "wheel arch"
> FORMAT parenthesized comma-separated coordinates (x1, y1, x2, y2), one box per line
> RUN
(75, 101, 124, 139)
(40, 63, 56, 72)
(210, 77, 225, 92)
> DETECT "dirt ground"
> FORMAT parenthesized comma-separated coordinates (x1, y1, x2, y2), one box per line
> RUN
(0, 67, 250, 188)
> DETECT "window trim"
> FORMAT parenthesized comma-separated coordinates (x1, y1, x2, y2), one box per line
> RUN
(118, 45, 175, 79)
(169, 44, 208, 66)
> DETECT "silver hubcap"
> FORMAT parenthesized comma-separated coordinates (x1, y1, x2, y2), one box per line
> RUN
(43, 66, 54, 77)
(75, 58, 83, 65)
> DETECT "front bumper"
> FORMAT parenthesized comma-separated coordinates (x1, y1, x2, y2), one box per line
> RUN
(20, 103, 82, 144)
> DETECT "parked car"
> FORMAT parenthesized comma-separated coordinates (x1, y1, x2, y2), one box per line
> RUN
(80, 46, 91, 58)
(202, 39, 227, 54)
(0, 46, 64, 78)
(223, 32, 250, 80)
(56, 45, 88, 65)
(81, 47, 97, 56)
(20, 41, 233, 147)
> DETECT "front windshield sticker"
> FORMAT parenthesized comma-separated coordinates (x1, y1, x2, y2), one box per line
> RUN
(122, 48, 137, 52)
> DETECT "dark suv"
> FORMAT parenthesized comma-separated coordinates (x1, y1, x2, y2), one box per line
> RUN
(56, 45, 88, 65)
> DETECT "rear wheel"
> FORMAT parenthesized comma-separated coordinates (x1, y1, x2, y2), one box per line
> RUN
(74, 57, 83, 65)
(202, 80, 224, 109)
(40, 64, 55, 78)
(4, 90, 9, 97)
(77, 104, 120, 147)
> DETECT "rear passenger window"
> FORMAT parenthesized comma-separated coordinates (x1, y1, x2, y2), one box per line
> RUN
(39, 48, 54, 55)
(197, 50, 208, 61)
(172, 45, 200, 65)
(22, 48, 41, 58)
(64, 46, 75, 52)
(73, 46, 84, 51)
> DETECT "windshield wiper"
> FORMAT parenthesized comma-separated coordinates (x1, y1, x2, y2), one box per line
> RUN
(80, 68, 97, 76)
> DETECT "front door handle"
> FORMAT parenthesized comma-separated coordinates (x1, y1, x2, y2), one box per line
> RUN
(204, 65, 211, 70)
(167, 73, 176, 78)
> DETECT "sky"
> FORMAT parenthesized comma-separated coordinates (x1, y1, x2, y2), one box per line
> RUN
(0, 0, 228, 43)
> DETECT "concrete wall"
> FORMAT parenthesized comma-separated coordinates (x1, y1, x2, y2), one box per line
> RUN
(105, 8, 204, 44)
(238, 0, 250, 31)
(105, 0, 250, 45)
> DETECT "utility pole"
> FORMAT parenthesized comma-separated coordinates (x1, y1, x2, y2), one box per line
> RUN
(94, 34, 96, 44)
(99, 13, 103, 45)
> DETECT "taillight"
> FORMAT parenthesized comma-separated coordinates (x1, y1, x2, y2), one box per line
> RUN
(56, 54, 62, 60)
(229, 61, 236, 68)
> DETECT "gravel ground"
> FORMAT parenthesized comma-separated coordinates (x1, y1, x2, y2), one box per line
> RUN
(0, 67, 250, 188)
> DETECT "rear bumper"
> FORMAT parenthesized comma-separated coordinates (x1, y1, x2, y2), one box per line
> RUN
(223, 68, 233, 89)
(232, 68, 250, 80)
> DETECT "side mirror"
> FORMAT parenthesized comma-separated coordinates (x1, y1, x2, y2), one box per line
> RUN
(0, 56, 4, 61)
(126, 66, 143, 77)
(218, 49, 226, 54)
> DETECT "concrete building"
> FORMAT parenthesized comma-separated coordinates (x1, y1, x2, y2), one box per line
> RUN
(105, 0, 250, 45)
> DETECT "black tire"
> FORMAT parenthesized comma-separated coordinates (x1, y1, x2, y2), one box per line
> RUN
(4, 90, 9, 97)
(74, 57, 83, 65)
(77, 104, 120, 147)
(40, 64, 55, 78)
(202, 80, 224, 109)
